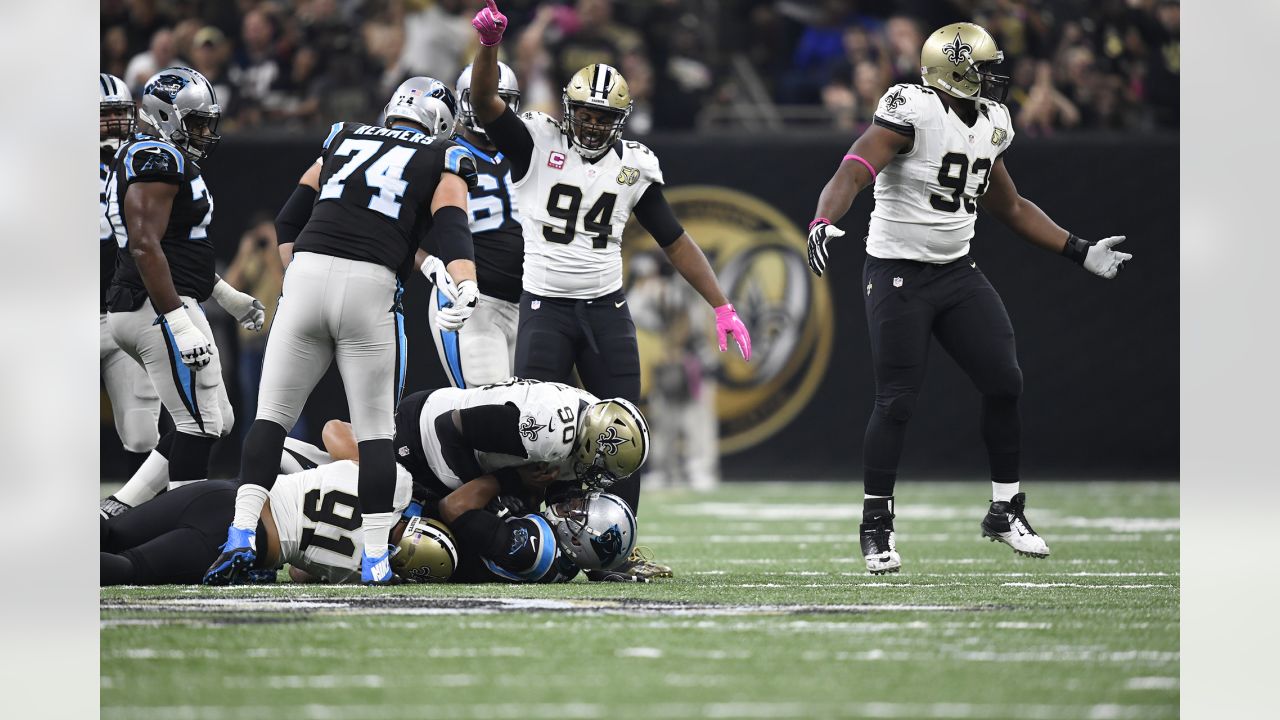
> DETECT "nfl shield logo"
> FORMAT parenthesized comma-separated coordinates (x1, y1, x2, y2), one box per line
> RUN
(893, 277, 904, 288)
(548, 151, 566, 170)
(531, 300, 541, 310)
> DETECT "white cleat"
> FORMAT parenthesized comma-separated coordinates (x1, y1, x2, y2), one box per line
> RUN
(981, 492, 1051, 558)
(860, 515, 902, 574)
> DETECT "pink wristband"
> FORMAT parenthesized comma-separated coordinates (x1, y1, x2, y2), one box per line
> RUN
(843, 153, 877, 181)
(808, 217, 832, 231)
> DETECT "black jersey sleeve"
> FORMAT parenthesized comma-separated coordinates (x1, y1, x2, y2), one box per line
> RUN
(482, 106, 535, 181)
(122, 140, 186, 185)
(457, 403, 526, 457)
(633, 183, 684, 248)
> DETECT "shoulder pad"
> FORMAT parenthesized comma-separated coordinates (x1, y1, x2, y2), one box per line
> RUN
(321, 121, 349, 151)
(874, 84, 931, 130)
(621, 139, 663, 185)
(520, 111, 565, 144)
(123, 139, 185, 182)
(441, 142, 479, 189)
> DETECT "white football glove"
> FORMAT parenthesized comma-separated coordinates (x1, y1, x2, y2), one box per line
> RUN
(807, 220, 845, 277)
(210, 279, 266, 331)
(162, 306, 214, 370)
(420, 255, 459, 304)
(436, 279, 479, 332)
(1083, 235, 1132, 280)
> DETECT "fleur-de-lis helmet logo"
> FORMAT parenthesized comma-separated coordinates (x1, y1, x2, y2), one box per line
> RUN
(596, 426, 625, 455)
(941, 32, 974, 66)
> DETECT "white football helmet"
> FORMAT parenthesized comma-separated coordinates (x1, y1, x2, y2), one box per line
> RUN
(455, 62, 521, 140)
(100, 73, 134, 151)
(383, 76, 457, 138)
(138, 67, 221, 162)
(543, 492, 637, 571)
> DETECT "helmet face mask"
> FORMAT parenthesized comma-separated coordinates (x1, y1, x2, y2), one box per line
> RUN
(562, 64, 633, 159)
(138, 67, 222, 162)
(99, 73, 135, 151)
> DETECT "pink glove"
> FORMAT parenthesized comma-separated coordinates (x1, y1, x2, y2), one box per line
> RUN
(714, 304, 752, 362)
(472, 0, 508, 46)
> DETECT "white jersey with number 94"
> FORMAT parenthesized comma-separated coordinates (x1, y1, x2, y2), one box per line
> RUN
(513, 111, 663, 299)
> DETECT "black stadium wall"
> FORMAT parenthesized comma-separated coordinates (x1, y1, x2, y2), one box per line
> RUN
(101, 132, 1178, 481)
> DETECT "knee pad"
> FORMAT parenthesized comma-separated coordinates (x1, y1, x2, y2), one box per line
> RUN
(119, 409, 160, 454)
(876, 391, 918, 423)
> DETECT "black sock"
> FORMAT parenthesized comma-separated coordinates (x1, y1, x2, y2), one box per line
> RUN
(168, 433, 216, 483)
(981, 394, 1021, 483)
(863, 495, 894, 522)
(240, 420, 287, 490)
(356, 438, 396, 514)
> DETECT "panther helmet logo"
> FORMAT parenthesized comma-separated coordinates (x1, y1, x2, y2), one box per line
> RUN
(147, 73, 189, 103)
(595, 426, 626, 455)
(519, 416, 547, 441)
(589, 524, 623, 567)
(941, 32, 974, 66)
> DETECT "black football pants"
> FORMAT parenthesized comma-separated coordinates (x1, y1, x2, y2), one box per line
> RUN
(861, 255, 1023, 496)
(514, 290, 642, 513)
(100, 480, 241, 585)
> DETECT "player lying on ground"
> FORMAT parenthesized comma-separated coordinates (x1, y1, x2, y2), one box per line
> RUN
(323, 377, 656, 580)
(806, 22, 1133, 574)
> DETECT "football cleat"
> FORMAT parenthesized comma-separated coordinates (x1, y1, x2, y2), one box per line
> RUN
(981, 492, 1051, 558)
(361, 546, 402, 586)
(202, 526, 257, 586)
(99, 495, 132, 520)
(586, 546, 671, 582)
(860, 513, 901, 575)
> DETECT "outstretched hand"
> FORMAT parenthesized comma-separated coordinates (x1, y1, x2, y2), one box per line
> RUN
(472, 0, 508, 46)
(1083, 235, 1132, 279)
(714, 304, 752, 362)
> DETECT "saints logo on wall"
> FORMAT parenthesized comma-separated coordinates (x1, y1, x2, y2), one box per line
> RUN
(622, 186, 834, 454)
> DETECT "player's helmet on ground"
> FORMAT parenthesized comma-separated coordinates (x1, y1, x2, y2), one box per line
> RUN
(562, 63, 633, 159)
(100, 73, 135, 151)
(384, 76, 458, 138)
(456, 62, 521, 140)
(391, 516, 458, 582)
(138, 67, 222, 162)
(573, 398, 649, 490)
(544, 492, 637, 570)
(920, 22, 1010, 104)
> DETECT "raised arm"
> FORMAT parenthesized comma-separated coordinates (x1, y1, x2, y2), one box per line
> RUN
(469, 1, 535, 179)
(979, 157, 1131, 279)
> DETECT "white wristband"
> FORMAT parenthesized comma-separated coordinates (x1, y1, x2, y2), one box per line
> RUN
(163, 305, 196, 334)
(210, 278, 237, 305)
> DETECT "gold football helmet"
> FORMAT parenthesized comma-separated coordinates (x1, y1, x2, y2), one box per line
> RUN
(573, 398, 649, 490)
(391, 516, 458, 583)
(920, 22, 1010, 103)
(563, 64, 633, 159)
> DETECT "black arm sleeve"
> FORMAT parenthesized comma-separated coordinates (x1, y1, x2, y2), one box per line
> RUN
(275, 184, 317, 245)
(457, 403, 527, 457)
(434, 411, 485, 481)
(481, 106, 535, 182)
(423, 205, 474, 264)
(633, 183, 684, 248)
(451, 508, 508, 558)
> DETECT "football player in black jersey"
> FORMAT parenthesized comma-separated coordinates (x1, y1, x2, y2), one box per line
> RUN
(104, 67, 259, 495)
(206, 77, 481, 586)
(422, 61, 525, 389)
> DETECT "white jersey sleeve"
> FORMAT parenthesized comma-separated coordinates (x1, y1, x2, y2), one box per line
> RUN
(269, 460, 413, 583)
(867, 84, 1015, 263)
(512, 111, 658, 299)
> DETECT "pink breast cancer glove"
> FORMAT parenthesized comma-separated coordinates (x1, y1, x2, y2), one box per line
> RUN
(714, 304, 752, 362)
(472, 0, 508, 46)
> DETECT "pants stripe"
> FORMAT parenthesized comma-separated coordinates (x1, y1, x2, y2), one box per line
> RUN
(393, 282, 407, 408)
(155, 315, 203, 433)
(436, 289, 466, 388)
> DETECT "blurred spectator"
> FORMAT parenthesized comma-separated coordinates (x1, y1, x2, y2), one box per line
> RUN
(778, 0, 854, 104)
(122, 0, 172, 57)
(884, 15, 925, 84)
(228, 7, 283, 126)
(189, 26, 240, 127)
(124, 28, 186, 92)
(102, 25, 131, 81)
(399, 0, 475, 85)
(222, 215, 288, 442)
(521, 0, 646, 94)
(1016, 60, 1081, 136)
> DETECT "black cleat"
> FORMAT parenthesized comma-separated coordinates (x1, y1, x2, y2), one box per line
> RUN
(981, 492, 1051, 558)
(99, 495, 132, 520)
(860, 512, 901, 575)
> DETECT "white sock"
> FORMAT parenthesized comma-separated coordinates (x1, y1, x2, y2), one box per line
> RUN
(167, 478, 206, 491)
(232, 484, 270, 531)
(361, 511, 399, 559)
(992, 481, 1020, 503)
(114, 450, 170, 507)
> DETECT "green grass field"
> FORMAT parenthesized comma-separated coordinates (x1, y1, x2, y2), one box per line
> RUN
(101, 481, 1178, 720)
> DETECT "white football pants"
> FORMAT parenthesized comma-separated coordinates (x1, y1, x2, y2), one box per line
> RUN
(427, 289, 518, 388)
(100, 312, 161, 453)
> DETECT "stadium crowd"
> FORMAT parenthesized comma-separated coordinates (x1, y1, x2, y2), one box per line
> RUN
(101, 0, 1178, 135)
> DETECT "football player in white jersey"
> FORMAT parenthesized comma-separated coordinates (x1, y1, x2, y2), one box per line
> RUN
(467, 2, 750, 580)
(806, 23, 1133, 575)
